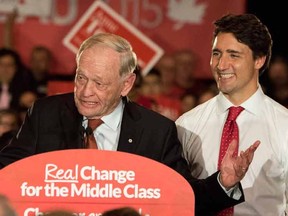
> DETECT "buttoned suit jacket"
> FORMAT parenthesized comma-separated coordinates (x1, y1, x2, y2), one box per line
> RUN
(0, 93, 244, 215)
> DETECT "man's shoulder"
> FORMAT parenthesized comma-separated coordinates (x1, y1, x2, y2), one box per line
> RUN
(37, 92, 73, 103)
(125, 100, 175, 125)
(32, 92, 74, 111)
(263, 95, 288, 117)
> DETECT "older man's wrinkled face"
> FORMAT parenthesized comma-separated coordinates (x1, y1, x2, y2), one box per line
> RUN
(74, 45, 135, 119)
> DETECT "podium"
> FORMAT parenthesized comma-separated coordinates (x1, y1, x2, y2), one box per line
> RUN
(0, 150, 194, 215)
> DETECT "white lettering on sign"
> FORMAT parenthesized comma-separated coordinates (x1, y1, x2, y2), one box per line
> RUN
(70, 183, 122, 198)
(44, 164, 136, 184)
(45, 164, 79, 183)
(80, 166, 135, 183)
(18, 163, 161, 206)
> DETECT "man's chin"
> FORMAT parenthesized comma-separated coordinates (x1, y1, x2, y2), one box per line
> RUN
(77, 107, 94, 117)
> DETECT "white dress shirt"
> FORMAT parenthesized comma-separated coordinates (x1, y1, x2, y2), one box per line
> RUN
(83, 100, 124, 151)
(176, 86, 288, 216)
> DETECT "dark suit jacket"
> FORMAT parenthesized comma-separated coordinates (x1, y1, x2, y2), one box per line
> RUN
(0, 93, 244, 215)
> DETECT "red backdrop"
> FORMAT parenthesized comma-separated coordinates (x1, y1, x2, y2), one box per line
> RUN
(0, 0, 246, 78)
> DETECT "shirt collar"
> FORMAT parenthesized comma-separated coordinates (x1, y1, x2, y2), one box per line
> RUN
(101, 100, 124, 131)
(83, 100, 124, 131)
(216, 85, 265, 116)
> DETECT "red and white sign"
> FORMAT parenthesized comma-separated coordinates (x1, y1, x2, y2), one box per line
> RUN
(63, 1, 163, 76)
(0, 0, 246, 78)
(0, 150, 195, 216)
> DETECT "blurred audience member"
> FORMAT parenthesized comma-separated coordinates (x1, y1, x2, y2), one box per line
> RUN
(43, 210, 75, 216)
(29, 46, 53, 98)
(138, 68, 162, 113)
(128, 66, 156, 110)
(0, 109, 20, 149)
(260, 55, 288, 107)
(0, 48, 35, 111)
(139, 68, 181, 120)
(197, 83, 219, 105)
(173, 49, 208, 98)
(180, 92, 197, 114)
(19, 91, 37, 110)
(3, 10, 53, 98)
(0, 194, 18, 216)
(102, 207, 141, 216)
(18, 91, 38, 122)
(155, 54, 181, 99)
(140, 68, 162, 97)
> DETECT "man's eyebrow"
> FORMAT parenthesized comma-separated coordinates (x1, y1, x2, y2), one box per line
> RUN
(226, 49, 242, 54)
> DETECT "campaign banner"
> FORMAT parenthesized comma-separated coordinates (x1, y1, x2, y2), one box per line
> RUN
(63, 1, 163, 76)
(0, 150, 195, 216)
(0, 0, 246, 78)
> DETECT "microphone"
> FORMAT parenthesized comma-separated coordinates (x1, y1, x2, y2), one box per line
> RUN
(79, 126, 93, 148)
(85, 127, 93, 136)
(79, 126, 86, 148)
(80, 126, 93, 136)
(80, 126, 86, 136)
(80, 124, 96, 148)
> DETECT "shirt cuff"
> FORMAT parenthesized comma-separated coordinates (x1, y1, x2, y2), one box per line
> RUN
(217, 173, 242, 200)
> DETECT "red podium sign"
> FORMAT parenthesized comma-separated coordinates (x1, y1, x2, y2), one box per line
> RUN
(0, 150, 194, 216)
(63, 0, 163, 76)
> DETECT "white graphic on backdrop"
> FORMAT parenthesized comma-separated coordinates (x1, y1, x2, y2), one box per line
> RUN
(167, 0, 207, 30)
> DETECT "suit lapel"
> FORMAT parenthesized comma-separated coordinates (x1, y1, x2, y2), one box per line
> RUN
(60, 93, 83, 149)
(57, 95, 144, 151)
(117, 98, 143, 153)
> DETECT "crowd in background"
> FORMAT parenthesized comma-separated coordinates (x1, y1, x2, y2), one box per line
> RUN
(0, 8, 288, 216)
(0, 192, 141, 216)
(1, 14, 288, 150)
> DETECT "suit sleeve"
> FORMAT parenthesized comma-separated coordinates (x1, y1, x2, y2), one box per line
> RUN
(162, 122, 244, 215)
(0, 102, 39, 168)
(0, 93, 79, 168)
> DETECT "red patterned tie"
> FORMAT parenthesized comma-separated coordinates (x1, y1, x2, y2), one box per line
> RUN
(86, 119, 103, 149)
(217, 106, 244, 216)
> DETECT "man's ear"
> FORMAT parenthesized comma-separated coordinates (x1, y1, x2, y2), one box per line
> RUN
(121, 73, 136, 97)
(255, 56, 266, 70)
